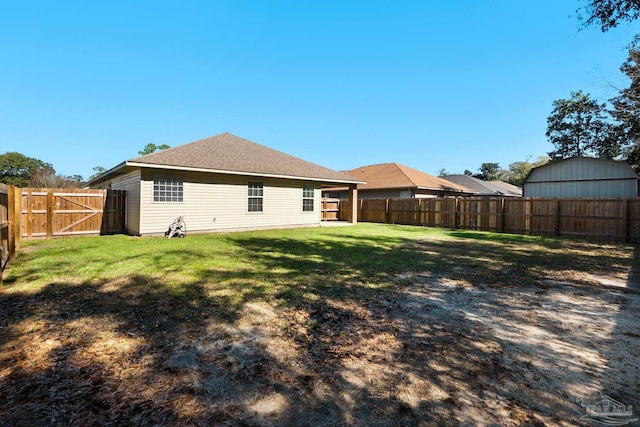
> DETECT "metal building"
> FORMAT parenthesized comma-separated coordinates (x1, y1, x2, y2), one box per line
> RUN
(523, 157, 640, 198)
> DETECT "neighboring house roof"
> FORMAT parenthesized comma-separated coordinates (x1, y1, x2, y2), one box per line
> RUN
(443, 175, 522, 197)
(88, 132, 364, 186)
(487, 180, 523, 196)
(340, 163, 472, 193)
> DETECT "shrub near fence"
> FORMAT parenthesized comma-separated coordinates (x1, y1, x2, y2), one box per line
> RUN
(339, 197, 640, 242)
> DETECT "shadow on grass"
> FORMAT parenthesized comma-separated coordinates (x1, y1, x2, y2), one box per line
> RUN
(599, 243, 640, 419)
(0, 227, 637, 425)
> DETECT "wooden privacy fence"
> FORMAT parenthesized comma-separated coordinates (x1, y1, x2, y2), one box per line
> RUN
(321, 198, 341, 221)
(339, 197, 640, 242)
(20, 188, 126, 239)
(0, 184, 17, 273)
(0, 186, 125, 274)
(101, 190, 126, 235)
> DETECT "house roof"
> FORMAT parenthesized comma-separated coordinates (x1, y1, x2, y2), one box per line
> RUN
(88, 133, 364, 185)
(443, 175, 522, 197)
(342, 163, 472, 193)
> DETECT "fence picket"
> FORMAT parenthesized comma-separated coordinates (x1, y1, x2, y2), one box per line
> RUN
(337, 197, 640, 242)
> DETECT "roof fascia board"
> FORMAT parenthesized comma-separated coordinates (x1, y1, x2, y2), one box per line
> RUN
(126, 161, 365, 184)
(84, 161, 128, 187)
(415, 186, 471, 193)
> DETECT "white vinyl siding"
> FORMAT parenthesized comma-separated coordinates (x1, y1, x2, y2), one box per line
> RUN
(106, 170, 141, 235)
(138, 170, 321, 235)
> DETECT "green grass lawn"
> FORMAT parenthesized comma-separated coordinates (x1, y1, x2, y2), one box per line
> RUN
(1, 223, 638, 426)
(5, 222, 629, 299)
(3, 222, 634, 330)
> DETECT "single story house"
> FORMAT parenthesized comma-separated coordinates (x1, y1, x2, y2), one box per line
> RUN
(523, 157, 640, 198)
(442, 174, 522, 197)
(87, 133, 364, 235)
(322, 163, 473, 199)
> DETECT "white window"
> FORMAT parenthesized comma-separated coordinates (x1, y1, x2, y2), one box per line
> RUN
(153, 177, 183, 202)
(303, 185, 314, 212)
(248, 181, 263, 212)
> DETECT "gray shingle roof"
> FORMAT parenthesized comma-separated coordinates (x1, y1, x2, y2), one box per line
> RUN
(125, 132, 361, 183)
(443, 175, 522, 197)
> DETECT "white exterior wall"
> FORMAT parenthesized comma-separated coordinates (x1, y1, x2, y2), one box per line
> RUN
(360, 189, 413, 199)
(96, 170, 141, 235)
(139, 170, 322, 235)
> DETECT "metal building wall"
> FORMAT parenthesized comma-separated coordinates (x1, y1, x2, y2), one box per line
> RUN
(524, 157, 639, 198)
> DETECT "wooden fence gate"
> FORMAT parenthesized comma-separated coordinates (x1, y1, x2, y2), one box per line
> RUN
(20, 188, 126, 239)
(321, 198, 341, 221)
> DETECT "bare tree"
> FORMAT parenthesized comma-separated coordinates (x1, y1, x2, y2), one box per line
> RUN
(28, 169, 83, 188)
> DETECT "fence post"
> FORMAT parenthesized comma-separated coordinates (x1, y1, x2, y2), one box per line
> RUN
(553, 198, 560, 236)
(7, 186, 16, 261)
(454, 198, 459, 229)
(13, 187, 20, 250)
(499, 197, 505, 233)
(46, 190, 54, 238)
(622, 198, 628, 243)
(525, 198, 531, 234)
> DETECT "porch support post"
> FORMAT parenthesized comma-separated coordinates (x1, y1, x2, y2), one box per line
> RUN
(348, 185, 358, 224)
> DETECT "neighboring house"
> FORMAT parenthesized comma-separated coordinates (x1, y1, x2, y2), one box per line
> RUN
(523, 157, 640, 198)
(443, 175, 522, 197)
(322, 163, 473, 199)
(87, 133, 364, 235)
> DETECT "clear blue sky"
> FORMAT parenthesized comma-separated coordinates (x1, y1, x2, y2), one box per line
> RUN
(1, 0, 637, 179)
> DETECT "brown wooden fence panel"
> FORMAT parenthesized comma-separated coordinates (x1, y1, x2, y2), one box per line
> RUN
(0, 185, 8, 270)
(339, 196, 640, 242)
(21, 190, 47, 238)
(102, 190, 126, 234)
(338, 199, 352, 221)
(628, 199, 640, 242)
(0, 184, 18, 274)
(415, 198, 458, 228)
(389, 198, 420, 225)
(457, 198, 502, 232)
(504, 198, 530, 234)
(529, 198, 557, 236)
(558, 198, 626, 240)
(1, 184, 10, 272)
(20, 188, 108, 239)
(321, 198, 340, 221)
(361, 199, 388, 223)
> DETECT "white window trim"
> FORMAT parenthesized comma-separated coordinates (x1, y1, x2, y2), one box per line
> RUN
(302, 185, 315, 213)
(152, 175, 184, 203)
(247, 180, 264, 214)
